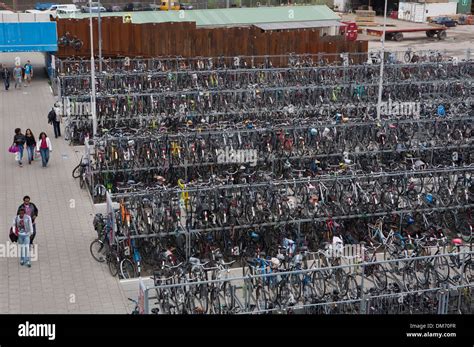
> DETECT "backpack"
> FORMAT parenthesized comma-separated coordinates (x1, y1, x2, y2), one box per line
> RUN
(48, 109, 56, 124)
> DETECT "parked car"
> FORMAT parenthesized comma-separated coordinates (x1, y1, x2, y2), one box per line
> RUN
(31, 4, 80, 18)
(34, 2, 57, 11)
(124, 2, 153, 11)
(180, 3, 193, 10)
(82, 2, 107, 13)
(434, 16, 457, 27)
(106, 5, 123, 12)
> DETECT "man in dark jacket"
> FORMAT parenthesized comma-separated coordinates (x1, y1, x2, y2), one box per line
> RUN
(1, 64, 10, 91)
(17, 196, 39, 245)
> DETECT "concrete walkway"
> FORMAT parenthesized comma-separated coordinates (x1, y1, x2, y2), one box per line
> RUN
(0, 53, 129, 313)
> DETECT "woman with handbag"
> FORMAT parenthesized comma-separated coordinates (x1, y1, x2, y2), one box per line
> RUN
(12, 208, 33, 267)
(12, 128, 26, 167)
(36, 132, 52, 168)
(25, 129, 37, 165)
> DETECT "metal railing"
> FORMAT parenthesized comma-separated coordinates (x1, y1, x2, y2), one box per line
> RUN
(140, 250, 473, 314)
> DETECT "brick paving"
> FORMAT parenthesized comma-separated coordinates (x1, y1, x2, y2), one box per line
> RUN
(0, 53, 129, 313)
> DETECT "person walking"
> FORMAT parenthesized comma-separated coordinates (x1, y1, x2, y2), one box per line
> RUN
(13, 64, 22, 89)
(24, 60, 33, 86)
(25, 129, 37, 164)
(17, 196, 39, 246)
(1, 64, 10, 91)
(36, 132, 52, 168)
(12, 208, 33, 267)
(12, 128, 26, 167)
(48, 105, 62, 138)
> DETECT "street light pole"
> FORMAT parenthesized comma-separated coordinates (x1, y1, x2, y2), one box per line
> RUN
(98, 0, 102, 72)
(89, 0, 97, 136)
(376, 0, 388, 122)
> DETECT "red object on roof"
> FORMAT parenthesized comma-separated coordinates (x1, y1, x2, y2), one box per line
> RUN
(340, 21, 358, 41)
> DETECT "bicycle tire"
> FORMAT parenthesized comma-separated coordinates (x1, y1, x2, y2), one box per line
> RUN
(402, 267, 418, 292)
(462, 261, 473, 285)
(311, 270, 326, 299)
(369, 265, 388, 291)
(90, 239, 106, 263)
(120, 258, 137, 279)
(79, 174, 86, 190)
(210, 288, 221, 314)
(222, 282, 235, 312)
(344, 275, 359, 300)
(107, 252, 119, 277)
(256, 286, 269, 312)
(72, 163, 82, 179)
(433, 256, 450, 283)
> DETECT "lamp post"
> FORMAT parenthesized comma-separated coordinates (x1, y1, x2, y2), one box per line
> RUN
(376, 0, 388, 122)
(98, 1, 102, 72)
(89, 0, 97, 136)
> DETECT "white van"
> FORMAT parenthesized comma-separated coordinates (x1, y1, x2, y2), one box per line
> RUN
(44, 4, 81, 17)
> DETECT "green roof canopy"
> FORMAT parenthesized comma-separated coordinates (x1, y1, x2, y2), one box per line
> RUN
(59, 5, 340, 27)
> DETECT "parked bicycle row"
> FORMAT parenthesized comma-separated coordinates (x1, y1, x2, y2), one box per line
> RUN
(57, 60, 474, 96)
(63, 98, 470, 146)
(145, 246, 472, 314)
(90, 116, 471, 170)
(55, 49, 454, 76)
(88, 145, 472, 202)
(61, 80, 472, 129)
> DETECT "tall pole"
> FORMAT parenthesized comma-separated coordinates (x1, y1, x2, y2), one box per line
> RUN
(89, 0, 97, 137)
(376, 0, 388, 122)
(98, 1, 103, 72)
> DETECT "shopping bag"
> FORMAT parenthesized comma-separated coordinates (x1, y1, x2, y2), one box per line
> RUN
(9, 227, 18, 243)
(14, 152, 20, 161)
(34, 150, 41, 160)
(8, 145, 18, 153)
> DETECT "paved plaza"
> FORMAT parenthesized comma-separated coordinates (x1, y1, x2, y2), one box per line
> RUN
(0, 53, 128, 313)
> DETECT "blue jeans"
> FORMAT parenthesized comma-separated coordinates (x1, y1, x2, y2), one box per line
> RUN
(27, 145, 35, 163)
(17, 145, 24, 164)
(40, 148, 49, 167)
(18, 233, 30, 264)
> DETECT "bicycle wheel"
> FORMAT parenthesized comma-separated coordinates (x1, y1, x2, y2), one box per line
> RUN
(404, 52, 412, 64)
(210, 288, 222, 314)
(72, 163, 83, 179)
(344, 275, 359, 300)
(172, 287, 186, 314)
(222, 282, 235, 312)
(311, 271, 326, 299)
(90, 239, 106, 263)
(120, 258, 137, 279)
(256, 286, 269, 312)
(335, 269, 348, 297)
(462, 261, 473, 285)
(369, 265, 388, 291)
(459, 218, 473, 243)
(289, 273, 302, 300)
(107, 254, 119, 277)
(79, 174, 86, 190)
(433, 256, 450, 283)
(402, 267, 418, 291)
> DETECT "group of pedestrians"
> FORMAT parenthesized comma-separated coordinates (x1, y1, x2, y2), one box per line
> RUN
(12, 128, 52, 167)
(1, 60, 33, 91)
(10, 196, 39, 267)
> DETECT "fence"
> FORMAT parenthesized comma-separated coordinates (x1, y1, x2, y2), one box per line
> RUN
(141, 251, 473, 314)
(56, 17, 368, 58)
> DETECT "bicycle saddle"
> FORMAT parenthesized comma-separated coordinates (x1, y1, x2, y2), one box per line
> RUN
(452, 238, 463, 246)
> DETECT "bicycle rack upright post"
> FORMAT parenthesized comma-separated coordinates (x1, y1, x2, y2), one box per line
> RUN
(359, 262, 367, 314)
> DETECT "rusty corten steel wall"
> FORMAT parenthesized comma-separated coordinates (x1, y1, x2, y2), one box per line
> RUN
(56, 17, 368, 61)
